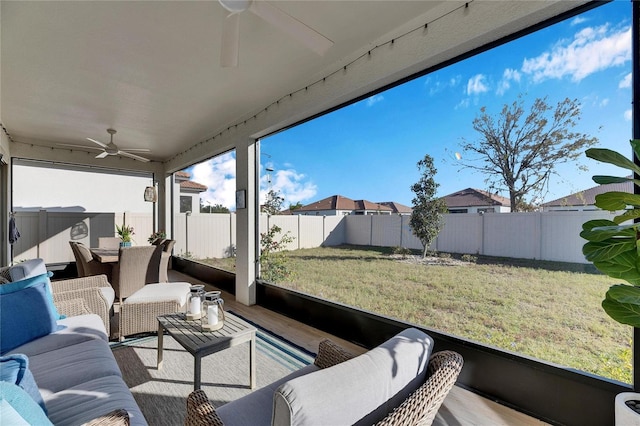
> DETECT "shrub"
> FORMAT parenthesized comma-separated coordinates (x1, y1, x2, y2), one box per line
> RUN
(461, 254, 478, 263)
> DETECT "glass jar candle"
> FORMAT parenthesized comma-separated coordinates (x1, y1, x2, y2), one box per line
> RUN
(186, 285, 205, 320)
(201, 291, 225, 331)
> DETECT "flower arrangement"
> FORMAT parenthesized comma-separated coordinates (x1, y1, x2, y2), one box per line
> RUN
(116, 223, 135, 243)
(148, 230, 166, 244)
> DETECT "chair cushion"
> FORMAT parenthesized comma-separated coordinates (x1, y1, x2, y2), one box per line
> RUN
(123, 282, 191, 306)
(0, 273, 65, 354)
(8, 258, 48, 281)
(100, 285, 116, 307)
(0, 353, 47, 413)
(272, 328, 433, 426)
(0, 382, 53, 426)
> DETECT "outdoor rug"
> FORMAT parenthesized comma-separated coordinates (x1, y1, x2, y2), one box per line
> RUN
(111, 314, 315, 426)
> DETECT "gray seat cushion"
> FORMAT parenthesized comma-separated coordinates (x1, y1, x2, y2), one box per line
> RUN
(29, 338, 123, 398)
(100, 285, 116, 308)
(272, 328, 433, 426)
(7, 314, 107, 357)
(44, 375, 147, 426)
(217, 364, 319, 426)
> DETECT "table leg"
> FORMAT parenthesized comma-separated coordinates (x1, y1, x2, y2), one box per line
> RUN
(249, 333, 256, 389)
(157, 322, 164, 370)
(194, 355, 202, 390)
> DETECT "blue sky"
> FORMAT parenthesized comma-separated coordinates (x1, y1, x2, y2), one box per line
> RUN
(190, 1, 633, 210)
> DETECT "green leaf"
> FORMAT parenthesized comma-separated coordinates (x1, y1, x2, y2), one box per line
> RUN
(579, 223, 636, 242)
(593, 251, 640, 285)
(614, 209, 640, 224)
(630, 139, 640, 160)
(583, 239, 637, 262)
(586, 148, 640, 176)
(595, 192, 640, 211)
(581, 219, 618, 232)
(602, 285, 640, 327)
(592, 175, 639, 185)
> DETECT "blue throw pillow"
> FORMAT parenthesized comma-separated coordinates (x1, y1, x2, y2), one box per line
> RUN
(0, 271, 64, 320)
(0, 273, 64, 354)
(0, 382, 52, 425)
(0, 354, 47, 414)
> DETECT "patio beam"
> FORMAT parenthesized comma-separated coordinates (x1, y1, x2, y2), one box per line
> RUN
(235, 137, 257, 305)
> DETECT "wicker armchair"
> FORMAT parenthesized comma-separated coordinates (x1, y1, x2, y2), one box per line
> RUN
(185, 339, 463, 426)
(111, 245, 163, 301)
(50, 274, 114, 332)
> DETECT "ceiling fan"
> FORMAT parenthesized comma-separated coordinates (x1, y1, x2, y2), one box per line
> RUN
(57, 129, 151, 163)
(218, 0, 333, 67)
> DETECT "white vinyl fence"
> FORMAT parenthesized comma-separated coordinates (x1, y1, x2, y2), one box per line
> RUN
(13, 210, 617, 265)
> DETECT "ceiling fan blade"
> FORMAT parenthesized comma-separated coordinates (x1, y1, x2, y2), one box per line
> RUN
(86, 137, 108, 148)
(120, 148, 151, 153)
(249, 0, 333, 56)
(57, 143, 102, 151)
(221, 12, 240, 68)
(95, 151, 109, 159)
(118, 150, 150, 163)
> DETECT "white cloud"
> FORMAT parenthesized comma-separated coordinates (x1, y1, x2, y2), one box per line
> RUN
(454, 98, 470, 110)
(366, 95, 384, 107)
(522, 24, 631, 83)
(625, 109, 632, 121)
(570, 16, 588, 26)
(599, 98, 609, 107)
(425, 75, 462, 96)
(190, 152, 237, 209)
(619, 72, 632, 88)
(466, 74, 489, 95)
(260, 168, 317, 206)
(496, 68, 521, 95)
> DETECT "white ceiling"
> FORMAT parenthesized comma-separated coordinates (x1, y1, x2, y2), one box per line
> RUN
(1, 1, 591, 167)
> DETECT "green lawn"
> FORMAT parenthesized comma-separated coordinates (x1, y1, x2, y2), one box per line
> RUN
(199, 245, 631, 383)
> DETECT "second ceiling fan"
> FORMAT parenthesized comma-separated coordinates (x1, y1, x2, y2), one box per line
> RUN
(58, 129, 151, 163)
(218, 0, 333, 67)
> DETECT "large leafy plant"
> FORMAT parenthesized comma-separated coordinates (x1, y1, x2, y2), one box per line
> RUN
(581, 139, 640, 327)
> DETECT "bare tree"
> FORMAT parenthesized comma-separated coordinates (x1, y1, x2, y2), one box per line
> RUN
(460, 95, 598, 211)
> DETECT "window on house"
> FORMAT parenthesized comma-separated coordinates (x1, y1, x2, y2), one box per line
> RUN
(448, 209, 468, 214)
(180, 196, 192, 213)
(478, 208, 495, 213)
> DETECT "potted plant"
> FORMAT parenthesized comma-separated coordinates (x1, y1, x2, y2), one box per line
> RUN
(581, 139, 640, 425)
(116, 223, 134, 247)
(148, 230, 166, 245)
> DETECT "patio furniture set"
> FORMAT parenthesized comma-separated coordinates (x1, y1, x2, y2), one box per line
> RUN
(0, 256, 464, 425)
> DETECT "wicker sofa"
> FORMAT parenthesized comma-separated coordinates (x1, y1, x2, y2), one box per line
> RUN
(186, 328, 463, 426)
(0, 259, 145, 425)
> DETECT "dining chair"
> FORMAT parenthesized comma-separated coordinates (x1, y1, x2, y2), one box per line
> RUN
(111, 245, 163, 301)
(69, 241, 113, 281)
(159, 239, 176, 282)
(98, 237, 121, 249)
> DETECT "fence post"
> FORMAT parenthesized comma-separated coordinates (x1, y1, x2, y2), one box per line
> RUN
(38, 209, 47, 258)
(298, 214, 301, 250)
(400, 215, 404, 248)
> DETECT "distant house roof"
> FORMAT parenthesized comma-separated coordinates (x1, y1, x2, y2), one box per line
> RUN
(297, 195, 393, 213)
(377, 201, 412, 214)
(176, 170, 207, 193)
(542, 180, 632, 207)
(442, 188, 510, 208)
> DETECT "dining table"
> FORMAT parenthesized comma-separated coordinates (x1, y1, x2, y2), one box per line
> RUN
(90, 247, 119, 263)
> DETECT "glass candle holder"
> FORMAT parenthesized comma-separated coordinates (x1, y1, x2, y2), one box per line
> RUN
(186, 284, 205, 320)
(201, 291, 225, 331)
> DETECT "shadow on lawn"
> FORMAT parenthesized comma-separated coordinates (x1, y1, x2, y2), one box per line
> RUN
(290, 244, 603, 275)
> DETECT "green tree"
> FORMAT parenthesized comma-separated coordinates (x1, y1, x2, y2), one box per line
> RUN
(262, 189, 284, 215)
(460, 95, 598, 212)
(200, 200, 230, 213)
(409, 154, 447, 258)
(288, 202, 303, 211)
(259, 225, 295, 283)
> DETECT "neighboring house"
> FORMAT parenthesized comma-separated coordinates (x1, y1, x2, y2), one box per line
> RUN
(174, 171, 208, 214)
(292, 195, 395, 216)
(541, 180, 632, 212)
(377, 201, 413, 215)
(441, 188, 511, 214)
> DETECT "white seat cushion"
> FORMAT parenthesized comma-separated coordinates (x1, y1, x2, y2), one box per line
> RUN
(99, 286, 116, 308)
(123, 282, 191, 306)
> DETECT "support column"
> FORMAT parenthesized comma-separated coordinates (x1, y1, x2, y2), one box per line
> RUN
(235, 138, 257, 305)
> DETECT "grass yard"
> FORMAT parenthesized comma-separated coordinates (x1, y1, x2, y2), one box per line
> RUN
(199, 245, 631, 383)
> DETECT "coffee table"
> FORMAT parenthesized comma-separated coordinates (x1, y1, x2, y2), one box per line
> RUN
(157, 311, 257, 390)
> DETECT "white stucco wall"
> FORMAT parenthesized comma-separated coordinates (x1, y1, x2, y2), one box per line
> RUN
(13, 163, 154, 214)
